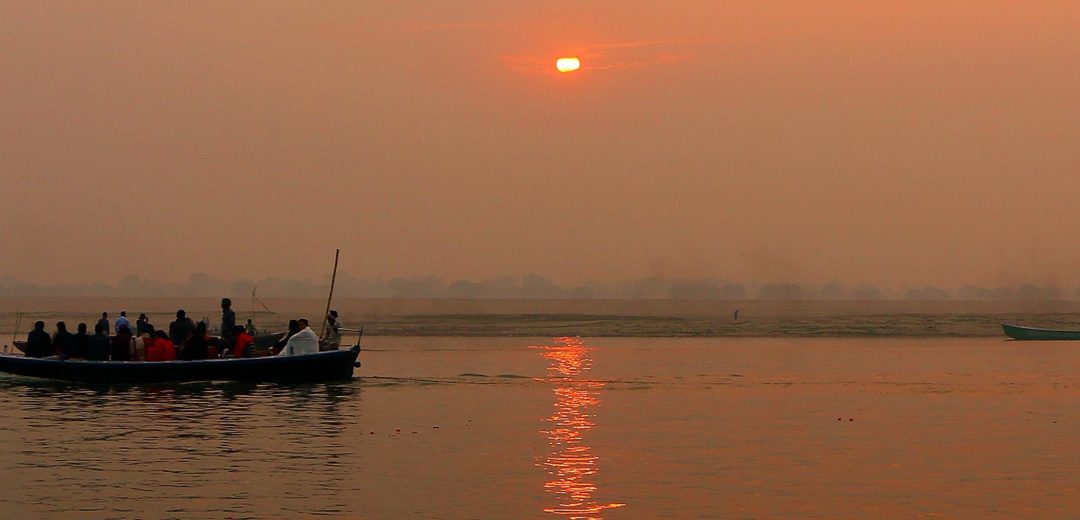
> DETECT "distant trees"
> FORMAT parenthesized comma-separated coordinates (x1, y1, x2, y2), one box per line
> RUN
(0, 273, 1072, 301)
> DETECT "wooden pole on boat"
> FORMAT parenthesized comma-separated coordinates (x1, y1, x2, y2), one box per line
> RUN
(12, 311, 22, 343)
(320, 249, 340, 338)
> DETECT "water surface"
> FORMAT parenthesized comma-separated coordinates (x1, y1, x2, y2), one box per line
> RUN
(1, 336, 1078, 518)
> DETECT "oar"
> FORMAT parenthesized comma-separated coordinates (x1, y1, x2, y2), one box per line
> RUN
(319, 249, 341, 339)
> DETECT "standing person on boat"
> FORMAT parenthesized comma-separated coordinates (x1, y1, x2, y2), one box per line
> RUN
(245, 318, 257, 336)
(53, 322, 75, 358)
(136, 314, 153, 336)
(321, 310, 342, 348)
(86, 323, 110, 361)
(275, 318, 319, 356)
(111, 325, 134, 361)
(168, 309, 196, 346)
(273, 319, 300, 354)
(220, 298, 236, 349)
(180, 322, 211, 360)
(115, 311, 131, 334)
(25, 321, 52, 358)
(71, 323, 90, 359)
(96, 312, 110, 335)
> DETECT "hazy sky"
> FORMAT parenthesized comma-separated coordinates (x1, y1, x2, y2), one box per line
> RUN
(3, 1, 1080, 289)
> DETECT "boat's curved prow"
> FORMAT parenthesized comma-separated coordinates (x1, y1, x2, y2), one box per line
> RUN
(1002, 322, 1080, 341)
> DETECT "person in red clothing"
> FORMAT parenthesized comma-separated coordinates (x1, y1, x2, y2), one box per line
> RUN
(154, 330, 174, 358)
(146, 330, 177, 361)
(227, 325, 254, 358)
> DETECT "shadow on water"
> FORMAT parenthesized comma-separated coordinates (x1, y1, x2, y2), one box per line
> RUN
(0, 373, 362, 412)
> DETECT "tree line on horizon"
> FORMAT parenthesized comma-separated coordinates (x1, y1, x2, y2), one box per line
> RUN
(0, 274, 1071, 301)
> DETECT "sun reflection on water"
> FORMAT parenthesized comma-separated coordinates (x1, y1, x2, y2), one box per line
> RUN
(533, 337, 625, 519)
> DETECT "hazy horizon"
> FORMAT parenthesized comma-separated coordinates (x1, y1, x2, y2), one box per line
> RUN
(5, 2, 1080, 289)
(0, 271, 1076, 302)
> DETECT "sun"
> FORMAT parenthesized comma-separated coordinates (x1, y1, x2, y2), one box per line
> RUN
(555, 57, 581, 73)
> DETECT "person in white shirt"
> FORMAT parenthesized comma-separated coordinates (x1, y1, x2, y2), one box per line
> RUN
(275, 318, 319, 356)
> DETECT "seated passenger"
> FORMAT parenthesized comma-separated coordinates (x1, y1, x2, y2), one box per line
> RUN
(226, 325, 254, 358)
(321, 310, 342, 348)
(169, 309, 195, 346)
(273, 319, 301, 354)
(180, 322, 210, 361)
(25, 321, 52, 358)
(53, 321, 75, 359)
(137, 334, 153, 361)
(86, 324, 110, 361)
(71, 323, 90, 359)
(146, 331, 176, 361)
(111, 325, 134, 361)
(275, 318, 319, 356)
(156, 330, 178, 360)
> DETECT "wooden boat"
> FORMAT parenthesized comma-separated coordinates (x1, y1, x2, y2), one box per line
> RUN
(1001, 323, 1080, 340)
(9, 331, 287, 355)
(0, 345, 360, 383)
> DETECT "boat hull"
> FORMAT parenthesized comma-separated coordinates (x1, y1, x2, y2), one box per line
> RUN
(0, 345, 360, 383)
(1001, 323, 1080, 341)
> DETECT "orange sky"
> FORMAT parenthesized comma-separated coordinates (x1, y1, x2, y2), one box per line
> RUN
(3, 1, 1080, 289)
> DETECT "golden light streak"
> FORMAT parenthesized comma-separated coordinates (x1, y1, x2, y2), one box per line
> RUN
(532, 337, 626, 519)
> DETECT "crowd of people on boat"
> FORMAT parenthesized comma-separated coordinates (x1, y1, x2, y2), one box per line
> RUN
(20, 297, 347, 361)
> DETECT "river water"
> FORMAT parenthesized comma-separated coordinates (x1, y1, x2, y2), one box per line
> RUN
(1, 335, 1078, 518)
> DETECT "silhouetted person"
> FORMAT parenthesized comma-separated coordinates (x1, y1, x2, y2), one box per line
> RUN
(169, 309, 196, 346)
(71, 322, 90, 359)
(86, 323, 110, 361)
(96, 312, 110, 335)
(734, 309, 740, 321)
(53, 321, 75, 359)
(220, 298, 235, 348)
(274, 319, 301, 354)
(136, 313, 153, 336)
(25, 321, 52, 358)
(111, 325, 134, 361)
(180, 321, 210, 361)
